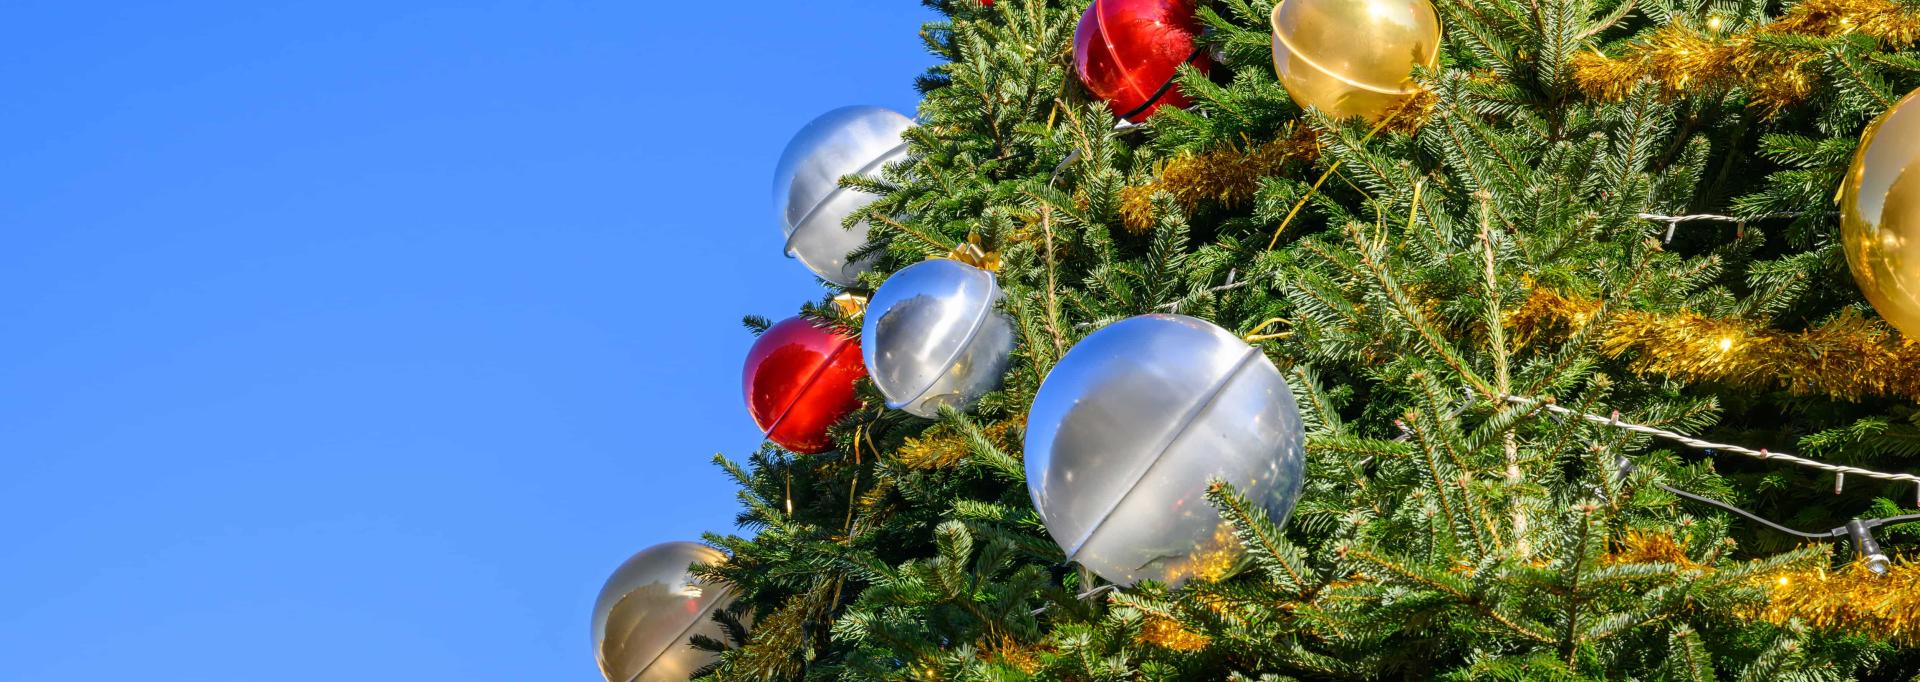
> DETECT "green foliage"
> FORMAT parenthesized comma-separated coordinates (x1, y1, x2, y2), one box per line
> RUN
(692, 0, 1920, 678)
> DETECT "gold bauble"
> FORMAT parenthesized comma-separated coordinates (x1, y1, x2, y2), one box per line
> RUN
(1840, 86, 1920, 339)
(1269, 0, 1441, 121)
(591, 542, 737, 682)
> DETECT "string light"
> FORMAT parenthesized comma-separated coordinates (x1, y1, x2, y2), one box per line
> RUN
(1511, 395, 1919, 574)
(1637, 211, 1804, 243)
(1845, 519, 1893, 575)
(1506, 395, 1920, 494)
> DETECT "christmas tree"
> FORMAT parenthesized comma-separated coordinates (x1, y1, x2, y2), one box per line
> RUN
(688, 0, 1920, 678)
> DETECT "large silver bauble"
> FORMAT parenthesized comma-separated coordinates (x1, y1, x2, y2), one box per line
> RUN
(862, 259, 1016, 418)
(1024, 314, 1306, 587)
(772, 106, 914, 286)
(591, 542, 737, 682)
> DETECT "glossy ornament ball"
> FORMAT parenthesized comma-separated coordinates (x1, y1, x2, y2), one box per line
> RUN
(1841, 86, 1920, 338)
(1073, 0, 1212, 122)
(1270, 0, 1440, 121)
(773, 106, 915, 286)
(743, 316, 867, 453)
(862, 259, 1016, 418)
(592, 542, 737, 682)
(1025, 314, 1305, 587)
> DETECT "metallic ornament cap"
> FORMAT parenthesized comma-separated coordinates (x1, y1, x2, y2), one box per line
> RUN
(862, 259, 1015, 417)
(592, 542, 735, 682)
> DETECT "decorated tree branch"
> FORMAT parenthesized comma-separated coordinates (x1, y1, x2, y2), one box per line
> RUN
(592, 0, 1920, 678)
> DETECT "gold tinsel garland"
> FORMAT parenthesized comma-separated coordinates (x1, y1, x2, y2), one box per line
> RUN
(1605, 529, 1709, 570)
(1138, 615, 1213, 651)
(1603, 532, 1919, 642)
(1572, 0, 1920, 112)
(1117, 89, 1437, 235)
(1159, 524, 1244, 584)
(1119, 127, 1319, 233)
(894, 418, 1022, 469)
(1507, 287, 1920, 402)
(1507, 286, 1607, 348)
(984, 633, 1044, 674)
(1760, 560, 1920, 642)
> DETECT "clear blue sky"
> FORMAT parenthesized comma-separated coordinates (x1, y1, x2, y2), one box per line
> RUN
(0, 3, 937, 680)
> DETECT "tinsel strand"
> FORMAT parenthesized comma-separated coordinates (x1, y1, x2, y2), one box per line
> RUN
(1138, 615, 1212, 651)
(1760, 560, 1920, 642)
(1572, 0, 1920, 112)
(1606, 534, 1919, 643)
(1118, 127, 1319, 233)
(1508, 287, 1920, 403)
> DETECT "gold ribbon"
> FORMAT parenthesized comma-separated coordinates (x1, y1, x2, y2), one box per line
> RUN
(832, 293, 869, 318)
(942, 233, 1001, 272)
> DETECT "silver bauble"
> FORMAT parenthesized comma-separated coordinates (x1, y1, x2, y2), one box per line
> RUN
(862, 259, 1016, 418)
(1024, 314, 1306, 587)
(772, 106, 915, 286)
(591, 542, 737, 682)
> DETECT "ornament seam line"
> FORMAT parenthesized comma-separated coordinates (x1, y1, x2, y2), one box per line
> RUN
(762, 333, 859, 444)
(783, 142, 912, 259)
(889, 271, 1002, 411)
(1092, 0, 1158, 108)
(1113, 47, 1206, 122)
(1270, 11, 1427, 96)
(1061, 346, 1264, 561)
(623, 588, 732, 682)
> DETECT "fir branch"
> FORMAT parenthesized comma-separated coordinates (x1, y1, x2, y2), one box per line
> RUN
(1206, 481, 1317, 592)
(1347, 223, 1500, 398)
(1661, 625, 1720, 682)
(1349, 549, 1557, 643)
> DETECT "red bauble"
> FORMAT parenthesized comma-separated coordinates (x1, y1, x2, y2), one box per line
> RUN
(742, 316, 866, 454)
(1072, 0, 1210, 122)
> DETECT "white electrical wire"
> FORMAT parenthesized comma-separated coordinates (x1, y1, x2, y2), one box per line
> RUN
(1636, 211, 1803, 242)
(1504, 394, 1920, 503)
(1635, 212, 1799, 224)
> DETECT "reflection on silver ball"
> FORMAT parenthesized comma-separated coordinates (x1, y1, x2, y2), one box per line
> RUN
(862, 259, 1015, 418)
(591, 542, 737, 682)
(771, 106, 915, 286)
(1024, 314, 1305, 587)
